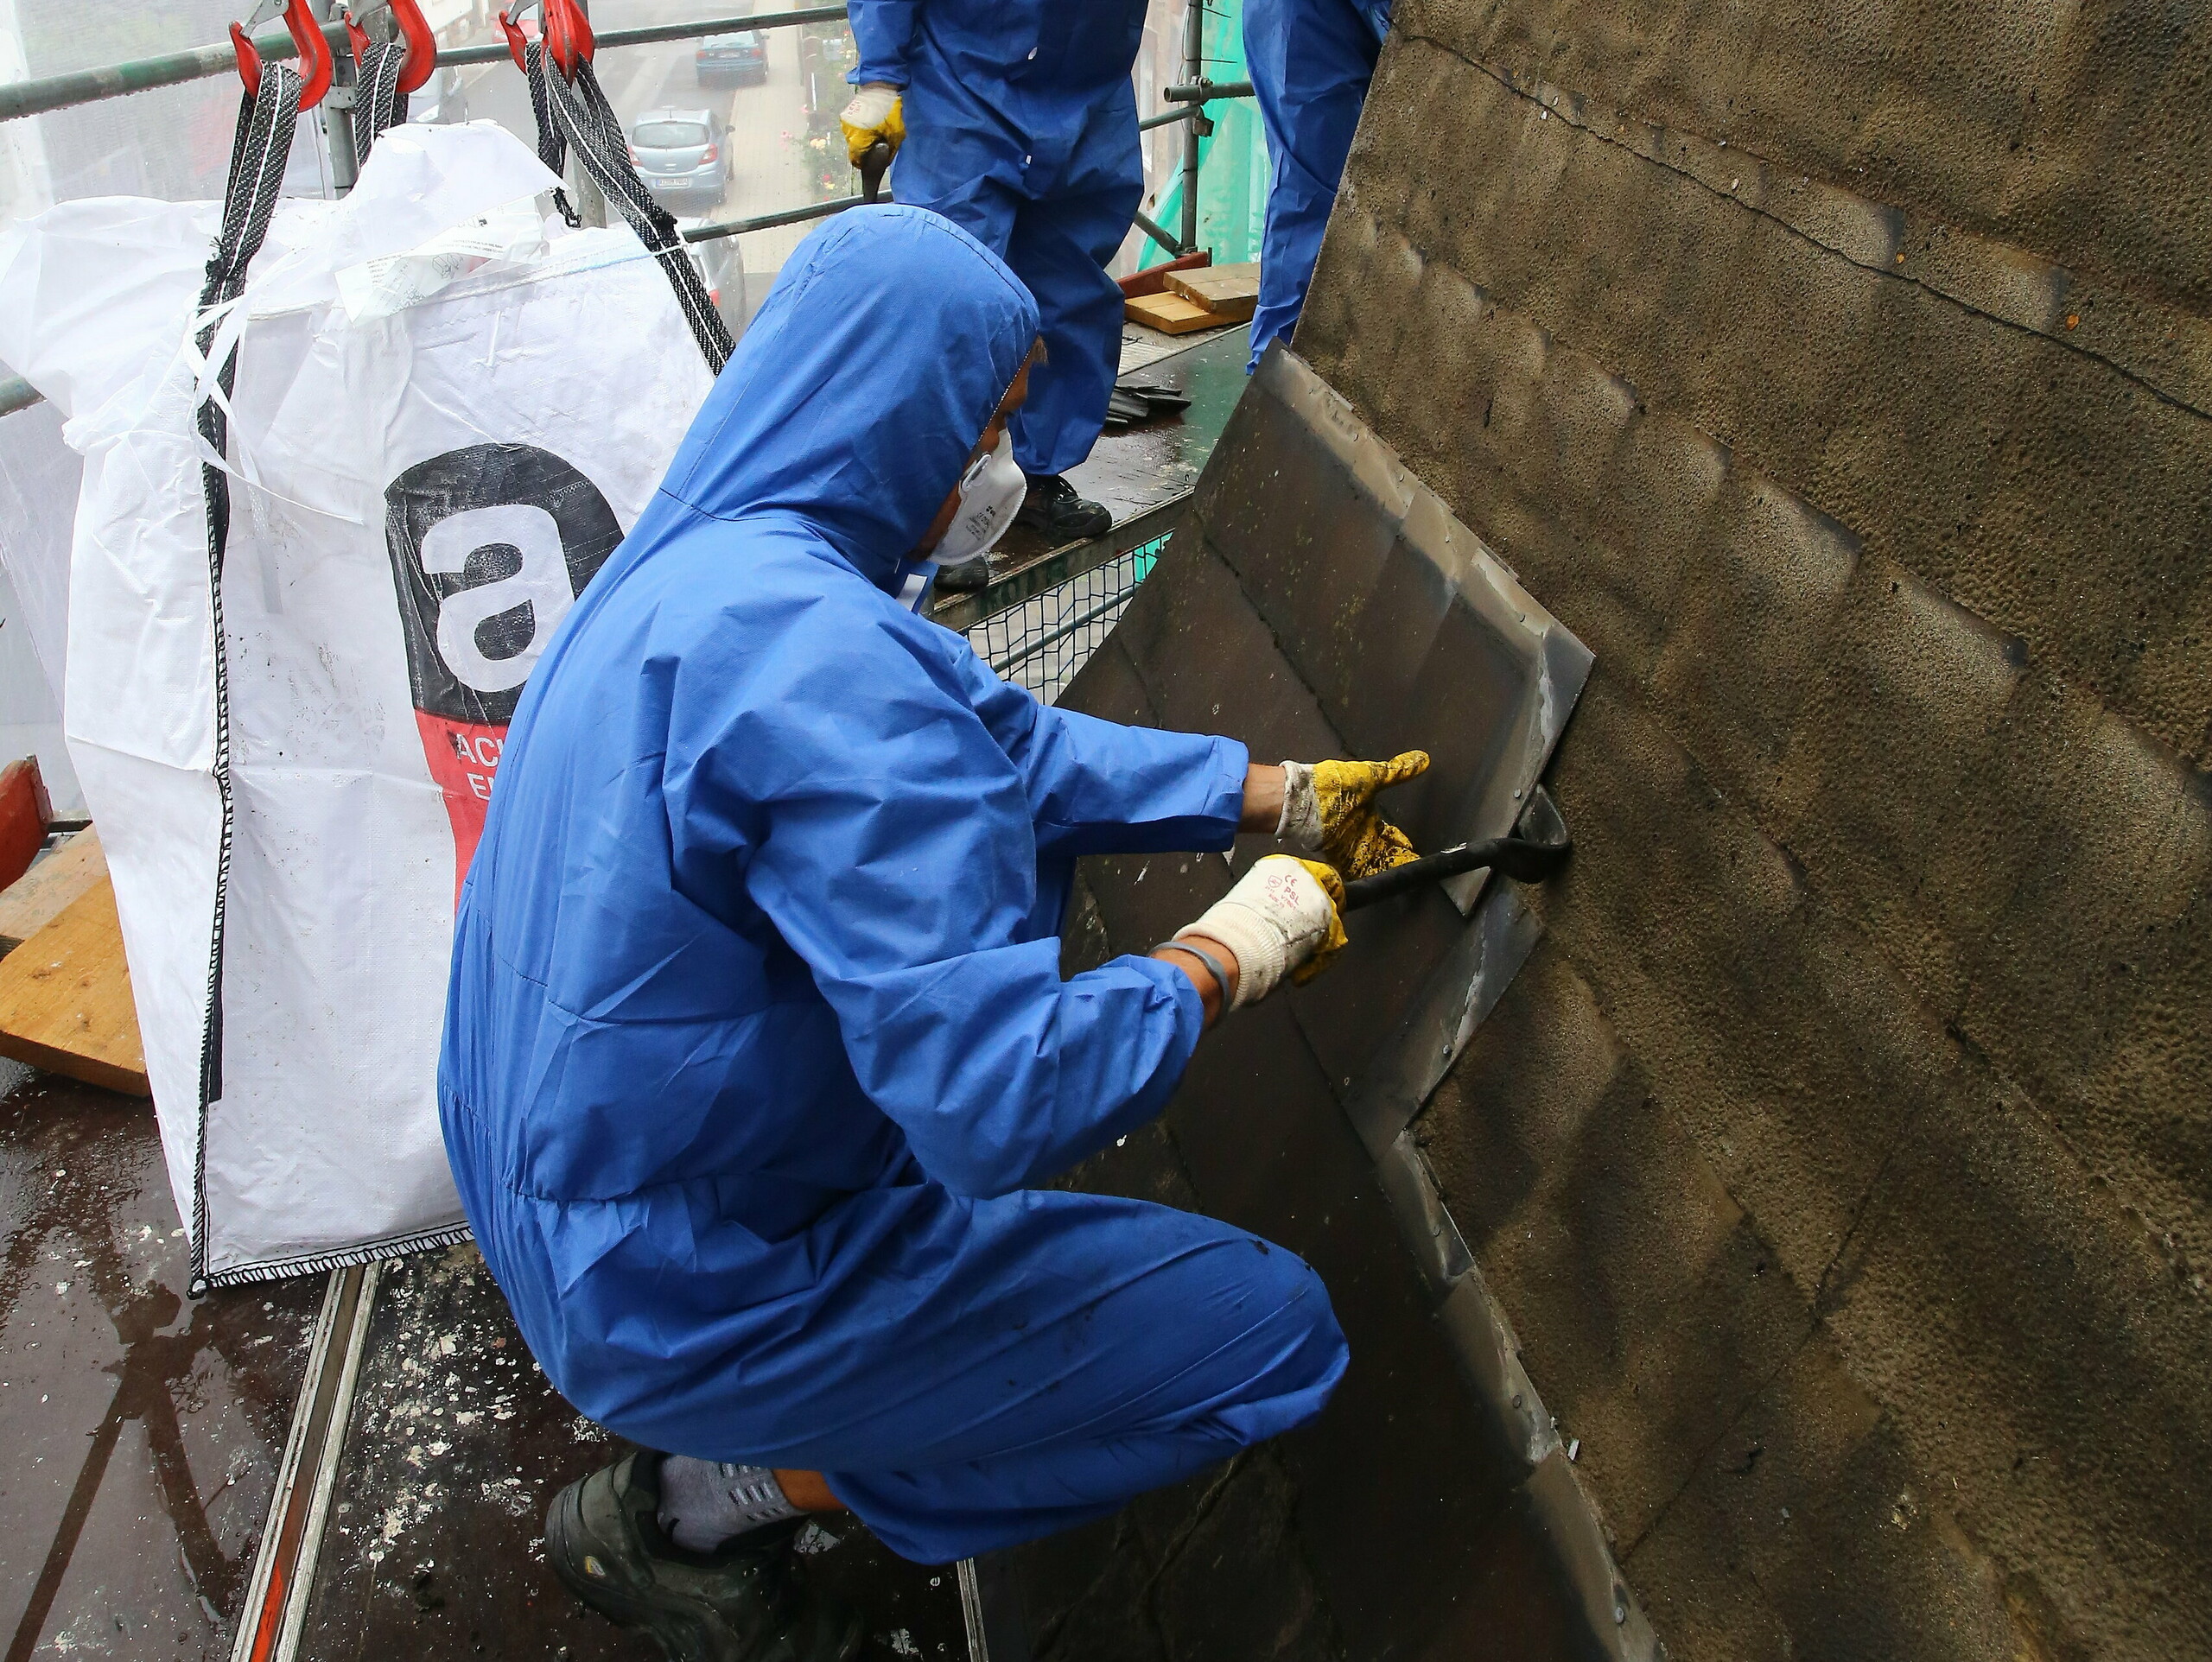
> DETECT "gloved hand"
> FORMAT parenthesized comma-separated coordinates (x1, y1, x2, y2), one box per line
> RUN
(1173, 854, 1348, 1009)
(1278, 752, 1430, 881)
(839, 83, 905, 168)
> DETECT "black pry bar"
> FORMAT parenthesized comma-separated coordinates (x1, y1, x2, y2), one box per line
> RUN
(1342, 785, 1572, 910)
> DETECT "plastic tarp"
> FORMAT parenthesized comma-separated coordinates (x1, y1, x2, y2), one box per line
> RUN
(0, 121, 715, 1284)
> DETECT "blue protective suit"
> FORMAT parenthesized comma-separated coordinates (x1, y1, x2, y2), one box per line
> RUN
(848, 0, 1147, 479)
(1244, 0, 1394, 368)
(438, 206, 1347, 1564)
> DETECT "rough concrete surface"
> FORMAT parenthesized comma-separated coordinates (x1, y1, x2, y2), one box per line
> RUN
(1294, 4, 2212, 1658)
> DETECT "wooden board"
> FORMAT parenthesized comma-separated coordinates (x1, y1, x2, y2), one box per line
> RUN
(0, 828, 107, 955)
(1117, 250, 1211, 299)
(1123, 290, 1219, 334)
(0, 875, 149, 1095)
(1166, 261, 1261, 319)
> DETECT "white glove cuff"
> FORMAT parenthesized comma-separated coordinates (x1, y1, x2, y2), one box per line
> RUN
(1176, 856, 1334, 1008)
(1276, 759, 1321, 851)
(842, 83, 900, 125)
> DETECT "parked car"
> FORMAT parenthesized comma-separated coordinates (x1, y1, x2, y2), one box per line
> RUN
(627, 109, 729, 208)
(696, 30, 768, 86)
(406, 66, 471, 125)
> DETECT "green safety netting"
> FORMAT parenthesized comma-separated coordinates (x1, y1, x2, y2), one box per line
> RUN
(1140, 0, 1269, 269)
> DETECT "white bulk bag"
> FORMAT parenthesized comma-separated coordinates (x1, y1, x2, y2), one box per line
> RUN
(0, 121, 715, 1285)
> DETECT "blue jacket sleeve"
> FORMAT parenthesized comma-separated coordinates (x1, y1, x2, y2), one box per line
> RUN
(846, 0, 919, 87)
(947, 636, 1249, 858)
(667, 608, 1207, 1200)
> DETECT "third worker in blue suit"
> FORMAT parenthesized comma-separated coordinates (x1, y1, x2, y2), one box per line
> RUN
(442, 206, 1435, 1661)
(839, 0, 1147, 576)
(1243, 0, 1393, 369)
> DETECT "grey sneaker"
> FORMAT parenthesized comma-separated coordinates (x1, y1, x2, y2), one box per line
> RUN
(545, 1452, 863, 1662)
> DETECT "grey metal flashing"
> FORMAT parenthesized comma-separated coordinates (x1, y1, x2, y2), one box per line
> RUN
(1436, 1273, 1560, 1471)
(1343, 877, 1545, 1158)
(1242, 347, 1595, 913)
(1348, 943, 1663, 1659)
(1206, 346, 1652, 1658)
(1373, 1126, 1474, 1295)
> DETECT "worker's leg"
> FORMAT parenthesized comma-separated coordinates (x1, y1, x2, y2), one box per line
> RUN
(1000, 115, 1145, 483)
(887, 86, 1024, 270)
(1243, 0, 1390, 368)
(805, 1189, 1347, 1563)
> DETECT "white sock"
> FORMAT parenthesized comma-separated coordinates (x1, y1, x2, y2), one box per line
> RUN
(657, 1456, 801, 1552)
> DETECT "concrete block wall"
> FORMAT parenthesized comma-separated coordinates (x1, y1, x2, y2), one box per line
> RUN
(1295, 4, 2212, 1657)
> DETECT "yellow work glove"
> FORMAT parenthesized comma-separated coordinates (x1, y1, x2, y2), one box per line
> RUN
(839, 82, 906, 168)
(1173, 855, 1348, 1007)
(1279, 752, 1430, 881)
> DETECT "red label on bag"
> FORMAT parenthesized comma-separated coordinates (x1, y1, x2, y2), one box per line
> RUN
(415, 713, 509, 891)
(384, 443, 622, 905)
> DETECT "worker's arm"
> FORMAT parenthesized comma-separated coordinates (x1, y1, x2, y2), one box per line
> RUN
(675, 618, 1213, 1199)
(844, 0, 919, 89)
(956, 650, 1252, 857)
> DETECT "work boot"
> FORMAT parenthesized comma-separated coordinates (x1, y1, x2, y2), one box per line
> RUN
(933, 553, 993, 592)
(545, 1452, 864, 1662)
(1016, 473, 1112, 542)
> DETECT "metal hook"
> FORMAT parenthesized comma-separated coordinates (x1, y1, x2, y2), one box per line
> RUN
(496, 6, 531, 72)
(230, 0, 334, 110)
(544, 0, 594, 79)
(342, 0, 438, 93)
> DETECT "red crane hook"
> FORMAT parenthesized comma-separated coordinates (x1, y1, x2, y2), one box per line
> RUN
(342, 0, 438, 94)
(496, 5, 531, 73)
(229, 0, 335, 111)
(544, 0, 595, 80)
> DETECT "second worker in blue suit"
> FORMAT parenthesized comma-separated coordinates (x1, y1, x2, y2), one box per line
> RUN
(1243, 0, 1394, 369)
(840, 0, 1147, 571)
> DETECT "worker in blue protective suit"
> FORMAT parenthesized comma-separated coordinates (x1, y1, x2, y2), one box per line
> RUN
(836, 0, 1147, 590)
(439, 205, 1435, 1662)
(1243, 0, 1395, 369)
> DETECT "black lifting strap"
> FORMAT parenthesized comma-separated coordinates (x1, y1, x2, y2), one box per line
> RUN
(525, 45, 734, 373)
(188, 62, 302, 1289)
(351, 38, 411, 167)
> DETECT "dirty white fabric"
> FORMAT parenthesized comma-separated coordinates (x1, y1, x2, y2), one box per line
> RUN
(1176, 853, 1338, 1007)
(1275, 757, 1321, 848)
(0, 122, 715, 1283)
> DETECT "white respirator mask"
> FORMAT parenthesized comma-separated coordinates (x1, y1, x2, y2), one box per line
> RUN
(929, 429, 1027, 568)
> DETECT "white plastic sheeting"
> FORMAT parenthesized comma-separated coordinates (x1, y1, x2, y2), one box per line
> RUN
(0, 121, 715, 1283)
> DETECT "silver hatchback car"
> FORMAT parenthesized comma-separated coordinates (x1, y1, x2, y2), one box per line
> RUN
(628, 108, 730, 208)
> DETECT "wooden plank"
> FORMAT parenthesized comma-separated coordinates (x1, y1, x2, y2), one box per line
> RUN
(1166, 261, 1261, 319)
(0, 828, 107, 955)
(1122, 291, 1218, 334)
(1117, 250, 1211, 298)
(0, 875, 149, 1095)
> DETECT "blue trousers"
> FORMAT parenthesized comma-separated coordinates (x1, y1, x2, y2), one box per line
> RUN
(823, 1186, 1348, 1563)
(1244, 0, 1394, 368)
(893, 92, 1142, 479)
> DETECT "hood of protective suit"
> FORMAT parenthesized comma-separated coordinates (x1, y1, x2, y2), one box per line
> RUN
(655, 205, 1039, 589)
